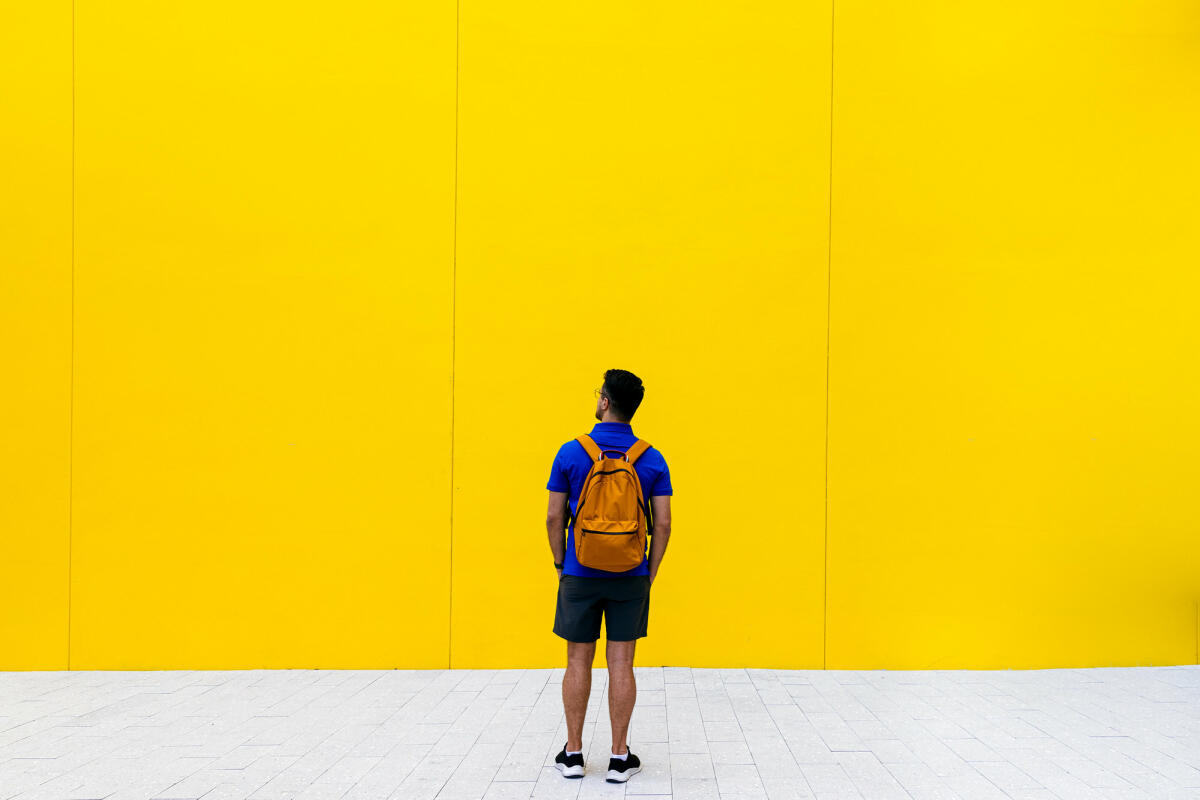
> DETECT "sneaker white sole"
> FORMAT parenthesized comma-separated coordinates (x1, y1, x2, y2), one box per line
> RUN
(606, 766, 641, 783)
(555, 763, 584, 778)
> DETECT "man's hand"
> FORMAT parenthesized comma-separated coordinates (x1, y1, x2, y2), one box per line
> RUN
(556, 567, 563, 581)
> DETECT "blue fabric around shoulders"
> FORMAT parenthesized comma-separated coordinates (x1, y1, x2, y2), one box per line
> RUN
(546, 421, 672, 578)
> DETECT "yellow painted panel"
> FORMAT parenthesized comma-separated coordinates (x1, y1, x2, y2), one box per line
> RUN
(451, 1, 832, 668)
(0, 2, 72, 670)
(828, 1, 1200, 668)
(72, 0, 456, 668)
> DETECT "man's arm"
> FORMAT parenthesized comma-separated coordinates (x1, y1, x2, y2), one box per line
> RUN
(546, 490, 568, 579)
(647, 495, 671, 585)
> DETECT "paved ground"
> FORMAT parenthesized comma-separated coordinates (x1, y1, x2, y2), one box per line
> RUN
(1, 666, 1199, 800)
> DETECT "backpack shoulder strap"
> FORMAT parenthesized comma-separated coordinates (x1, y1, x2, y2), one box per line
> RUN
(625, 439, 651, 465)
(575, 434, 603, 462)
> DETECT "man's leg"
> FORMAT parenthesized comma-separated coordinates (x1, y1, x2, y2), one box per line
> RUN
(563, 640, 596, 752)
(606, 638, 636, 755)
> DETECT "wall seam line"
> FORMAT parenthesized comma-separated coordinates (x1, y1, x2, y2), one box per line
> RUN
(448, 0, 459, 671)
(823, 0, 835, 673)
(68, 0, 76, 672)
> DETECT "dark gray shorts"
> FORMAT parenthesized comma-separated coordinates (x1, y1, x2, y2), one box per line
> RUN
(553, 574, 651, 642)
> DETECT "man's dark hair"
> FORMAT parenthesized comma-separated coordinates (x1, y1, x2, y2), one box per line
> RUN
(602, 369, 645, 422)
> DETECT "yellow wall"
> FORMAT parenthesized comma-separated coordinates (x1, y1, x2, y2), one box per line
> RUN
(69, 0, 456, 669)
(450, 1, 831, 669)
(0, 2, 73, 671)
(2, 0, 1197, 670)
(827, 0, 1200, 669)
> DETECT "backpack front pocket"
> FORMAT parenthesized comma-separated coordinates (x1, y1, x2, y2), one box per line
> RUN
(577, 527, 644, 572)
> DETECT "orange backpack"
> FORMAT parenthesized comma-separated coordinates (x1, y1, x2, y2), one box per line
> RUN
(568, 434, 654, 572)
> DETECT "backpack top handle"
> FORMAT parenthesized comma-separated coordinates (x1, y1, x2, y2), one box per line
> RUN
(575, 435, 652, 465)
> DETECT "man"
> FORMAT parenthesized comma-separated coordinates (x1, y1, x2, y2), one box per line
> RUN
(545, 369, 673, 783)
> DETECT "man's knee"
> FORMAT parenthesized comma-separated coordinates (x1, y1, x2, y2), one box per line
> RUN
(606, 639, 636, 669)
(567, 640, 596, 667)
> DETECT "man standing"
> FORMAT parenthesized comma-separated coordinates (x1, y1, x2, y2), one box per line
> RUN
(545, 369, 673, 783)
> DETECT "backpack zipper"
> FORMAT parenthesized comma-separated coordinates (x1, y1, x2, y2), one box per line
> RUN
(580, 528, 639, 535)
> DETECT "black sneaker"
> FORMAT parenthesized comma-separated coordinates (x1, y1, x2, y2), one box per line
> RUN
(605, 750, 641, 783)
(554, 743, 585, 778)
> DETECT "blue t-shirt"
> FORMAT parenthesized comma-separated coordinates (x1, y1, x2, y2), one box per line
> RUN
(547, 421, 672, 577)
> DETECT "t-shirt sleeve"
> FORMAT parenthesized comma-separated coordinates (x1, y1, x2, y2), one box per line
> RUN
(648, 457, 673, 496)
(546, 444, 570, 492)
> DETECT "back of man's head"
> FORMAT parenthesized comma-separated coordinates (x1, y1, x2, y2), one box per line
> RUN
(603, 369, 645, 422)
